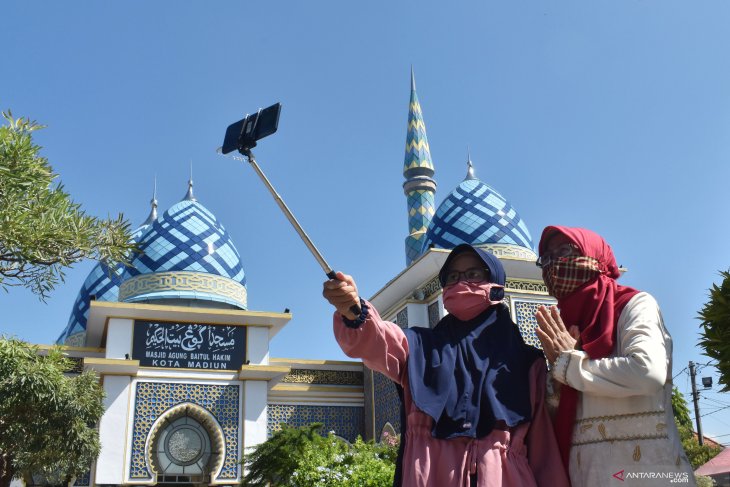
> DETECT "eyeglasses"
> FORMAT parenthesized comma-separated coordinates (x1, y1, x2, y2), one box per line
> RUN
(536, 243, 579, 268)
(443, 267, 490, 286)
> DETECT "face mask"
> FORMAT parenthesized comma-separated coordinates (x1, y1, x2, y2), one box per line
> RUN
(543, 255, 600, 299)
(442, 281, 504, 321)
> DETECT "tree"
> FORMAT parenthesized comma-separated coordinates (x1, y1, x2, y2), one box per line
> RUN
(0, 337, 105, 487)
(671, 386, 721, 470)
(241, 423, 397, 487)
(698, 270, 730, 391)
(0, 111, 135, 299)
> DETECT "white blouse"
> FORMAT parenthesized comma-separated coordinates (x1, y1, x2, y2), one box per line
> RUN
(551, 292, 695, 486)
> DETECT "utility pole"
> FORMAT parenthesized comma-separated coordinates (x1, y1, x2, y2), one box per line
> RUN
(689, 361, 704, 446)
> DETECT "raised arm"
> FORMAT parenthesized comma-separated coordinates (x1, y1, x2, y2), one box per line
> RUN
(324, 272, 409, 384)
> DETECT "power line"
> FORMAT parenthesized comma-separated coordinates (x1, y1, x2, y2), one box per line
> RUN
(702, 404, 730, 418)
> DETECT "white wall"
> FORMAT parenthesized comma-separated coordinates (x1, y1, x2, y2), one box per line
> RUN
(247, 326, 269, 365)
(105, 318, 134, 359)
(243, 381, 268, 450)
(406, 302, 429, 328)
(96, 375, 132, 484)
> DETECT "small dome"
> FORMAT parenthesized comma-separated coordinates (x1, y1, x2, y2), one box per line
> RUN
(118, 198, 247, 309)
(421, 167, 533, 253)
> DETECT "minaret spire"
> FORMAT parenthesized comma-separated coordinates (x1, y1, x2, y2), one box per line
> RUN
(143, 176, 158, 225)
(184, 160, 196, 201)
(403, 67, 437, 265)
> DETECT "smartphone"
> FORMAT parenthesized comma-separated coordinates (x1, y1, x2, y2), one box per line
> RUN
(222, 102, 281, 154)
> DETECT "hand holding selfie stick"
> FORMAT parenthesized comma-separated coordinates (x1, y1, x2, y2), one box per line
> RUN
(220, 104, 362, 317)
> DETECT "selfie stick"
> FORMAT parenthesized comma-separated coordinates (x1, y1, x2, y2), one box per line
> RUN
(239, 148, 334, 279)
(239, 148, 362, 317)
(220, 104, 360, 316)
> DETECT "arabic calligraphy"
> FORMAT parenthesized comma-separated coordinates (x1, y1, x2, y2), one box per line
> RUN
(144, 323, 237, 352)
(133, 320, 246, 370)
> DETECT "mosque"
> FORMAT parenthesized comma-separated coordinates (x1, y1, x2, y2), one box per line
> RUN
(48, 70, 555, 486)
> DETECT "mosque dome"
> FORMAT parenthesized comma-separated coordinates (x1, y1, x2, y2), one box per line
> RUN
(57, 179, 247, 346)
(421, 158, 534, 253)
(118, 181, 247, 309)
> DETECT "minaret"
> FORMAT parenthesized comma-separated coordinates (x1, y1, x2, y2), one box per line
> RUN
(403, 68, 437, 265)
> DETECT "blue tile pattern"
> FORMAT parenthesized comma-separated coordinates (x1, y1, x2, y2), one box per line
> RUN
(267, 404, 363, 443)
(403, 70, 437, 266)
(403, 81, 434, 174)
(405, 190, 436, 265)
(373, 371, 401, 437)
(123, 200, 246, 307)
(513, 300, 543, 349)
(129, 382, 240, 481)
(421, 179, 533, 253)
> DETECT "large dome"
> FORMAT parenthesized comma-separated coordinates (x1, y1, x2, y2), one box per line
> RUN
(119, 196, 247, 309)
(58, 182, 248, 346)
(421, 162, 534, 253)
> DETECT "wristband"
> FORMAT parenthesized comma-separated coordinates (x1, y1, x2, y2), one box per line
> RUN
(342, 298, 369, 329)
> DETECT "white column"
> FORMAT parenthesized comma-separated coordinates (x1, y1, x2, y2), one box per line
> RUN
(246, 326, 269, 365)
(105, 318, 134, 359)
(406, 302, 428, 328)
(96, 376, 132, 484)
(243, 381, 268, 450)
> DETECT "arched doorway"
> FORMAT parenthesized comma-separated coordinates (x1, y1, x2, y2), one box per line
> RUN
(148, 403, 225, 485)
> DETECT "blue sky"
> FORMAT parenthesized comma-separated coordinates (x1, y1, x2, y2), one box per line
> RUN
(4, 1, 730, 442)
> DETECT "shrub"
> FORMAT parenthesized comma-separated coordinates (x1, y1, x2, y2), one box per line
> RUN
(241, 423, 397, 487)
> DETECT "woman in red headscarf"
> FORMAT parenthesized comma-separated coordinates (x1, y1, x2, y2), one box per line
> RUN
(534, 226, 693, 486)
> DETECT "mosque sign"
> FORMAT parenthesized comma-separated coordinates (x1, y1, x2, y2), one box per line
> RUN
(132, 320, 246, 370)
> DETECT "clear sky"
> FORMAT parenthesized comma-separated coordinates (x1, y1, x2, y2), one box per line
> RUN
(4, 1, 730, 443)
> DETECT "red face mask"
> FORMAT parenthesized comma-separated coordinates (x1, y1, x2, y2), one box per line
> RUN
(543, 255, 601, 299)
(442, 281, 504, 321)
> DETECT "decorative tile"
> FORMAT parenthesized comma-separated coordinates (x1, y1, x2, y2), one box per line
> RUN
(281, 369, 363, 385)
(513, 300, 545, 349)
(267, 404, 363, 443)
(129, 382, 240, 482)
(373, 372, 401, 437)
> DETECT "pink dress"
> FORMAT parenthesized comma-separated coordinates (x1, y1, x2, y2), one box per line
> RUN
(334, 301, 570, 487)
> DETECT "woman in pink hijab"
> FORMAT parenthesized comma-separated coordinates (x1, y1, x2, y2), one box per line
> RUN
(535, 226, 693, 486)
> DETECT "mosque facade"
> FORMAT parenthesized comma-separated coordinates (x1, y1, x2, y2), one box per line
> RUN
(41, 71, 554, 486)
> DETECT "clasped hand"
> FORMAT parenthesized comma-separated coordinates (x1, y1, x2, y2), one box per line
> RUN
(535, 305, 579, 363)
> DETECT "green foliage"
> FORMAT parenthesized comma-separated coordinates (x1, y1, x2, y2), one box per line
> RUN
(671, 387, 721, 470)
(0, 110, 136, 299)
(241, 423, 397, 487)
(696, 475, 714, 487)
(698, 270, 730, 391)
(0, 337, 105, 485)
(671, 386, 692, 430)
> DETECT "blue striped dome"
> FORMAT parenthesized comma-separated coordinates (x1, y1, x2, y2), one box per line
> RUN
(421, 168, 533, 253)
(57, 185, 248, 346)
(118, 197, 247, 309)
